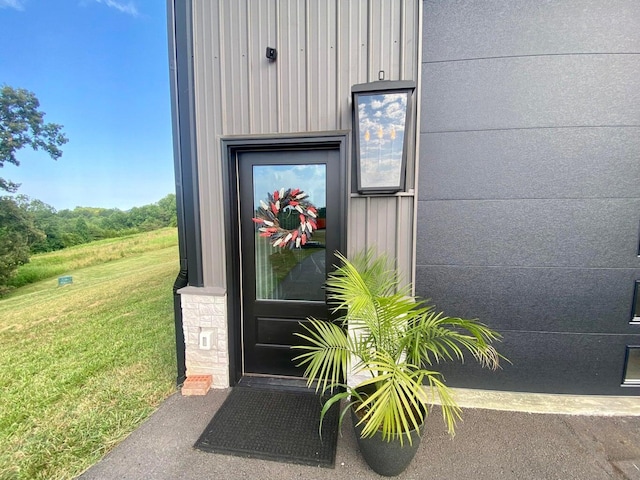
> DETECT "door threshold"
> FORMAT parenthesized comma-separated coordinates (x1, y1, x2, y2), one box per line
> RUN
(237, 374, 313, 393)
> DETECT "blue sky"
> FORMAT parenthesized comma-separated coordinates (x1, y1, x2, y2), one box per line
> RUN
(1, 0, 174, 211)
(252, 165, 327, 211)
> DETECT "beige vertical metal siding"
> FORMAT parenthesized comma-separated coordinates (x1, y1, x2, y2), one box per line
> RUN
(247, 1, 279, 133)
(192, 0, 421, 289)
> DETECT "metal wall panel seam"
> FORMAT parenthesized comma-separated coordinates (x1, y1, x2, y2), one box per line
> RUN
(371, 0, 382, 80)
(305, 0, 311, 131)
(213, 0, 228, 286)
(411, 0, 423, 295)
(395, 195, 402, 277)
(338, 1, 346, 131)
(399, 0, 405, 80)
(377, 0, 383, 78)
(422, 125, 640, 135)
(366, 196, 372, 249)
(348, 199, 360, 255)
(356, 197, 365, 256)
(424, 53, 640, 65)
(307, 0, 315, 130)
(415, 264, 640, 271)
(390, 0, 405, 80)
(276, 0, 282, 133)
(367, 0, 372, 81)
(295, 0, 326, 131)
(271, 0, 280, 133)
(195, 1, 206, 285)
(218, 0, 228, 285)
(227, 0, 240, 133)
(248, 2, 256, 133)
(235, 0, 245, 134)
(241, 0, 251, 133)
(327, 1, 338, 131)
(335, 1, 342, 129)
(217, 0, 228, 136)
(246, 0, 254, 134)
(276, 2, 289, 133)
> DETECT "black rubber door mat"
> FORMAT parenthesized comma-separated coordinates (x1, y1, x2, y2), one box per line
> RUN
(194, 386, 339, 468)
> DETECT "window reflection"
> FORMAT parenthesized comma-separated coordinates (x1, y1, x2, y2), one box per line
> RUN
(355, 92, 408, 190)
(252, 164, 326, 301)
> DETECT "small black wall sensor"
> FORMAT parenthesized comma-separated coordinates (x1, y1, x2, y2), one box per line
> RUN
(266, 47, 277, 61)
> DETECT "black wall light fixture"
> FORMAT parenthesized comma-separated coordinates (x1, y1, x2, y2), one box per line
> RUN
(266, 47, 277, 61)
(351, 80, 415, 194)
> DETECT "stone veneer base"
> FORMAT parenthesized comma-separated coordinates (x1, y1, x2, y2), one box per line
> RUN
(178, 286, 229, 389)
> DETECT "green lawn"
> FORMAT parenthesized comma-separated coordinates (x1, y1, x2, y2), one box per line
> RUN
(0, 229, 179, 479)
(8, 228, 179, 289)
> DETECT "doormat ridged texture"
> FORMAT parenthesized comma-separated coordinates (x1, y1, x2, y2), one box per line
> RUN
(194, 386, 339, 468)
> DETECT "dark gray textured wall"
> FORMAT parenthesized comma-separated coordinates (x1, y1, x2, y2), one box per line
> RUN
(417, 0, 640, 394)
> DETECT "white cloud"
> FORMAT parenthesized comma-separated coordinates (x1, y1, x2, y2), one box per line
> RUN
(385, 101, 406, 121)
(0, 0, 25, 10)
(94, 0, 139, 17)
(380, 93, 407, 106)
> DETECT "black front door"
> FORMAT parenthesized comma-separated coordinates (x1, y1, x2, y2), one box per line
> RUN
(237, 147, 343, 377)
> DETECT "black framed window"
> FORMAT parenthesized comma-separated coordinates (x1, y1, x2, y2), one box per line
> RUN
(351, 81, 415, 194)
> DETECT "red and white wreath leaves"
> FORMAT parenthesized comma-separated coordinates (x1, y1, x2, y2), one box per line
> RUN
(252, 187, 318, 248)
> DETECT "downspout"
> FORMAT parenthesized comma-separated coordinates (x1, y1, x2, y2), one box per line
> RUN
(167, 0, 203, 385)
(167, 0, 187, 386)
(172, 264, 188, 386)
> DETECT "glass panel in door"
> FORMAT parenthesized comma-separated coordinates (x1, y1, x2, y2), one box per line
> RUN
(252, 164, 326, 302)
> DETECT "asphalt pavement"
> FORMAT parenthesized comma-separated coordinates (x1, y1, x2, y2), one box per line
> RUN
(78, 388, 640, 480)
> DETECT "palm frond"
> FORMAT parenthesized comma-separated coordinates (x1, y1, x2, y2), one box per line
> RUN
(404, 309, 504, 370)
(292, 249, 506, 440)
(353, 352, 427, 445)
(292, 318, 353, 393)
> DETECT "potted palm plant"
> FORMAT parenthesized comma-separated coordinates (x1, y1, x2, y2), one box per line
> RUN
(293, 250, 505, 476)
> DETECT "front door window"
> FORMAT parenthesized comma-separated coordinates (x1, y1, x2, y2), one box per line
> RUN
(252, 165, 326, 302)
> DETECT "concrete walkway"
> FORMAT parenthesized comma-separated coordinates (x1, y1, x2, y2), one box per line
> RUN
(79, 388, 640, 480)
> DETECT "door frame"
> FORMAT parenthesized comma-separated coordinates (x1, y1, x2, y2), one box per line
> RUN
(221, 132, 349, 386)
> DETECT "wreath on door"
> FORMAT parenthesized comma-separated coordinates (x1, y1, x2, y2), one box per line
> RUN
(252, 187, 318, 248)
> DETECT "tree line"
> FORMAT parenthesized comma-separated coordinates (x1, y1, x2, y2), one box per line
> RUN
(13, 193, 177, 252)
(0, 194, 178, 290)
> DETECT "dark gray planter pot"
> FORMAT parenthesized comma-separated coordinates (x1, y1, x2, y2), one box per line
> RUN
(351, 407, 423, 477)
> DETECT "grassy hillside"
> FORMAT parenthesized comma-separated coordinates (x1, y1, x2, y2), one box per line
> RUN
(9, 228, 179, 289)
(0, 229, 179, 480)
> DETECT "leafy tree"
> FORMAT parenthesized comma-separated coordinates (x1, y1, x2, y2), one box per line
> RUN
(157, 193, 177, 227)
(0, 196, 44, 293)
(0, 85, 68, 192)
(60, 232, 84, 248)
(100, 209, 131, 231)
(74, 217, 91, 243)
(13, 195, 63, 252)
